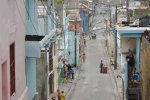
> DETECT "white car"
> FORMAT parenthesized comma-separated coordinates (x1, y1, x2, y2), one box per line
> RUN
(92, 26, 101, 31)
(100, 10, 106, 14)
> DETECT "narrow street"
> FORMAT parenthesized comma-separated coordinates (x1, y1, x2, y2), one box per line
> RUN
(67, 29, 119, 100)
(64, 4, 121, 100)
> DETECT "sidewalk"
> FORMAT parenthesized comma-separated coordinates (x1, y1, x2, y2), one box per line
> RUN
(49, 69, 80, 100)
(106, 47, 124, 100)
(110, 66, 123, 100)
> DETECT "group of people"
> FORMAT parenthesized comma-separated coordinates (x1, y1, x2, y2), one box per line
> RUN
(57, 89, 65, 100)
(89, 33, 96, 40)
(63, 64, 76, 82)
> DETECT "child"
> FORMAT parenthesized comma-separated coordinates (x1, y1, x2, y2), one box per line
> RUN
(60, 91, 65, 100)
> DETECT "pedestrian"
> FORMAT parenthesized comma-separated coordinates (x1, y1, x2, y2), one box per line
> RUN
(84, 39, 86, 46)
(71, 65, 76, 79)
(66, 64, 71, 80)
(93, 33, 96, 39)
(105, 39, 107, 47)
(63, 74, 67, 83)
(63, 64, 68, 82)
(126, 52, 135, 81)
(57, 89, 61, 100)
(83, 52, 86, 62)
(60, 91, 65, 100)
(100, 60, 104, 73)
(67, 64, 71, 72)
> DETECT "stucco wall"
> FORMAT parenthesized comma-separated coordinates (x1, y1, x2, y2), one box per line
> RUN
(0, 55, 2, 100)
(68, 31, 76, 64)
(26, 0, 38, 35)
(120, 37, 136, 53)
(141, 38, 150, 100)
(26, 58, 36, 100)
(0, 0, 28, 100)
(36, 53, 45, 100)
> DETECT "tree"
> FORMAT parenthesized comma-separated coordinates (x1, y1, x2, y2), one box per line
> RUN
(54, 0, 64, 4)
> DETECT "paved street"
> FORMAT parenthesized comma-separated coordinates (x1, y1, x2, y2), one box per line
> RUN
(66, 30, 120, 100)
(66, 15, 121, 100)
(64, 4, 122, 100)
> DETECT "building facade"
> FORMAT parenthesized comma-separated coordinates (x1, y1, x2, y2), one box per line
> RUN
(0, 0, 28, 100)
(141, 34, 150, 100)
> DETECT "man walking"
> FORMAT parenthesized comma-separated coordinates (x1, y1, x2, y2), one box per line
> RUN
(71, 65, 76, 79)
(100, 60, 104, 73)
(83, 52, 86, 62)
(84, 39, 86, 46)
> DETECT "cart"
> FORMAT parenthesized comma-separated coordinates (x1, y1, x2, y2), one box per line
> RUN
(101, 66, 108, 74)
(91, 34, 96, 39)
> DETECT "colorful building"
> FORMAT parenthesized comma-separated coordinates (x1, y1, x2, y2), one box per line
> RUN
(25, 0, 57, 99)
(80, 0, 93, 33)
(0, 0, 28, 100)
(117, 26, 150, 100)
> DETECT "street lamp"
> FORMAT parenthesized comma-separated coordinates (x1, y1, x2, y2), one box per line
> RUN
(117, 75, 124, 100)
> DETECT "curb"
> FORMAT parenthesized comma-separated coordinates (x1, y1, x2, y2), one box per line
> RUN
(105, 46, 122, 100)
(65, 69, 80, 100)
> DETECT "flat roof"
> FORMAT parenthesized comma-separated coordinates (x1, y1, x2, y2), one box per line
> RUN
(117, 27, 150, 34)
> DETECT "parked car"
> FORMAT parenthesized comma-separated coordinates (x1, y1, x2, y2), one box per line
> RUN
(92, 26, 101, 31)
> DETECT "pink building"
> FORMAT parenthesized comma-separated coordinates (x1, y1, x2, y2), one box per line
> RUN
(0, 0, 28, 100)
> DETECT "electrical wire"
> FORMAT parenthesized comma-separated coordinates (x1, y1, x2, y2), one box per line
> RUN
(40, 0, 72, 33)
(22, 0, 40, 35)
(26, 0, 63, 36)
(40, 0, 58, 26)
(15, 0, 39, 35)
(15, 0, 26, 27)
(32, 0, 57, 35)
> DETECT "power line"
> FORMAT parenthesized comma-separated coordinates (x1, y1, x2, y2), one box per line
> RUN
(40, 0, 72, 33)
(40, 0, 58, 26)
(15, 0, 47, 37)
(14, 0, 26, 27)
(22, 0, 39, 35)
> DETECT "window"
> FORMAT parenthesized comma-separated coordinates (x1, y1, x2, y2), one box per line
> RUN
(10, 43, 15, 96)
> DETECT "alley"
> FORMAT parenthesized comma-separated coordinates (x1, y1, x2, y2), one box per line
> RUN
(66, 29, 120, 100)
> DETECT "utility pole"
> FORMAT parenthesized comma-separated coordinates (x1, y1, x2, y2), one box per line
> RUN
(115, 5, 117, 23)
(113, 5, 117, 70)
(43, 45, 48, 100)
(126, 0, 130, 25)
(109, 3, 112, 28)
(75, 18, 77, 67)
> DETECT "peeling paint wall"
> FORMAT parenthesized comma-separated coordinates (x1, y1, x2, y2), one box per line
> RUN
(120, 37, 136, 53)
(141, 37, 150, 100)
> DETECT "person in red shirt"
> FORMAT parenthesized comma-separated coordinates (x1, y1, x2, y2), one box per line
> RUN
(57, 89, 61, 100)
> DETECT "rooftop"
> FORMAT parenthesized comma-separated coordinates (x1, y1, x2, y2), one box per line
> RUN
(117, 26, 150, 37)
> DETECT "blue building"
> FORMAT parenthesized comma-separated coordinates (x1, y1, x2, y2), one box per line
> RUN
(25, 0, 57, 99)
(80, 3, 93, 33)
